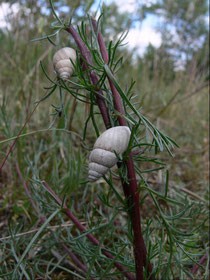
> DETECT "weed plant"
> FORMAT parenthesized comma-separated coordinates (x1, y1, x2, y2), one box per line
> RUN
(0, 1, 208, 280)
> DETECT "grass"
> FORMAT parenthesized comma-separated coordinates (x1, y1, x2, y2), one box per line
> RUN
(0, 2, 209, 279)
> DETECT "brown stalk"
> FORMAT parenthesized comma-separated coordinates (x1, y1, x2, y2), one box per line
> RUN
(68, 97, 77, 130)
(190, 253, 207, 276)
(42, 181, 136, 280)
(66, 26, 111, 129)
(15, 162, 95, 280)
(91, 18, 155, 280)
(0, 102, 40, 172)
(65, 20, 154, 280)
(92, 18, 152, 279)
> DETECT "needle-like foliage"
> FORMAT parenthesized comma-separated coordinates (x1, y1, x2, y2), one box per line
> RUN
(0, 1, 208, 279)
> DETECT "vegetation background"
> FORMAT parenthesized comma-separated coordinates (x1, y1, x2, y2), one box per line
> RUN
(0, 0, 209, 279)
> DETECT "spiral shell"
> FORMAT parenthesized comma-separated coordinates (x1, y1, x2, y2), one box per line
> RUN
(88, 126, 131, 182)
(53, 47, 76, 80)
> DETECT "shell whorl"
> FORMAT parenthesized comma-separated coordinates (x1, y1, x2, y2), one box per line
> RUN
(88, 126, 131, 182)
(53, 47, 76, 80)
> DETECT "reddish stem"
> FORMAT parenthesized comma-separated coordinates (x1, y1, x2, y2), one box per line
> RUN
(68, 97, 77, 130)
(65, 26, 111, 129)
(65, 21, 153, 279)
(91, 18, 155, 280)
(42, 181, 135, 280)
(15, 162, 46, 224)
(15, 162, 95, 280)
(0, 102, 40, 172)
(60, 242, 95, 279)
(190, 253, 207, 275)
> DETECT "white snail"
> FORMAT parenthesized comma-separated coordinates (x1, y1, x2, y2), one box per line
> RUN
(53, 47, 76, 80)
(88, 126, 131, 182)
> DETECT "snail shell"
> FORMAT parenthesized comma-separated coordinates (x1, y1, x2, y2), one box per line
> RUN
(53, 47, 76, 80)
(88, 126, 131, 182)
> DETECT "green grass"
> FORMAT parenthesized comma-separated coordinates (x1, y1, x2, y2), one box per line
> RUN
(0, 3, 209, 280)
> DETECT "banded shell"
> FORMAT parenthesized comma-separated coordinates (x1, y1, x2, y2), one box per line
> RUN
(88, 126, 131, 182)
(53, 47, 76, 80)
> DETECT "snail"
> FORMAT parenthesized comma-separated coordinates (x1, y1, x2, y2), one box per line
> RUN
(53, 47, 76, 80)
(88, 126, 131, 182)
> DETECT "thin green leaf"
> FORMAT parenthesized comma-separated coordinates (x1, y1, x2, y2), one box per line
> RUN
(49, 0, 63, 25)
(12, 209, 60, 278)
(30, 30, 60, 43)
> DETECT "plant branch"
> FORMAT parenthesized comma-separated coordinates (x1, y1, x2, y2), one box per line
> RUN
(91, 17, 154, 280)
(0, 102, 40, 172)
(15, 162, 95, 280)
(42, 181, 136, 280)
(15, 162, 45, 224)
(68, 97, 77, 130)
(65, 19, 154, 280)
(190, 253, 207, 276)
(65, 26, 111, 129)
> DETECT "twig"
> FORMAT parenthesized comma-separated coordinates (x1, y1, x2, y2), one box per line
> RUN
(0, 220, 107, 241)
(190, 253, 207, 275)
(65, 26, 111, 129)
(68, 97, 77, 130)
(156, 89, 181, 118)
(51, 249, 86, 279)
(147, 82, 208, 114)
(42, 181, 136, 280)
(0, 80, 62, 172)
(34, 47, 53, 119)
(60, 242, 95, 280)
(91, 17, 154, 280)
(65, 17, 154, 280)
(0, 102, 40, 172)
(15, 162, 45, 224)
(174, 186, 206, 203)
(15, 162, 95, 280)
(174, 82, 208, 104)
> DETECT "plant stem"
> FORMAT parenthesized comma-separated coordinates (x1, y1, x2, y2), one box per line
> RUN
(91, 17, 155, 280)
(66, 20, 155, 280)
(15, 162, 46, 224)
(68, 97, 77, 130)
(15, 162, 95, 280)
(42, 181, 136, 280)
(0, 102, 40, 172)
(65, 26, 111, 129)
(59, 243, 96, 280)
(190, 253, 207, 275)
